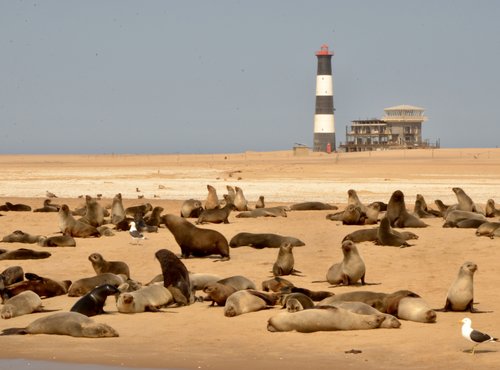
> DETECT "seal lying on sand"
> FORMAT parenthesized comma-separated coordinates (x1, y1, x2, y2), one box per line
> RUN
(1, 230, 44, 244)
(116, 284, 173, 313)
(229, 232, 305, 249)
(0, 248, 51, 260)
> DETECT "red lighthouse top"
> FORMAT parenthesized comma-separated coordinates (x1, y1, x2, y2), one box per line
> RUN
(315, 44, 333, 56)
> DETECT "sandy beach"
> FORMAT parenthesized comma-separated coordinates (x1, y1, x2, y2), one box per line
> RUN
(0, 148, 499, 370)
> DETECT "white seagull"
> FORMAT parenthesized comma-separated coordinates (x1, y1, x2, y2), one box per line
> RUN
(129, 221, 146, 245)
(460, 317, 498, 354)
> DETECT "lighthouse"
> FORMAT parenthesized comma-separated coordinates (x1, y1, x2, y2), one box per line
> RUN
(313, 44, 335, 152)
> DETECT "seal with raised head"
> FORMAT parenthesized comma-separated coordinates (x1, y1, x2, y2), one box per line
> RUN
(162, 214, 230, 260)
(453, 187, 480, 213)
(267, 305, 385, 333)
(125, 202, 153, 217)
(224, 185, 236, 204)
(116, 284, 173, 313)
(272, 243, 301, 276)
(204, 184, 220, 210)
(70, 284, 121, 317)
(111, 193, 126, 224)
(59, 204, 100, 238)
(224, 290, 279, 317)
(196, 203, 236, 224)
(485, 199, 500, 217)
(144, 206, 164, 227)
(88, 253, 130, 278)
(376, 217, 412, 247)
(33, 199, 60, 212)
(180, 199, 204, 218)
(229, 232, 305, 249)
(233, 186, 249, 211)
(80, 195, 106, 227)
(386, 190, 428, 228)
(414, 194, 441, 217)
(255, 195, 265, 209)
(326, 301, 401, 328)
(155, 248, 192, 305)
(68, 273, 126, 297)
(1, 312, 119, 338)
(1, 291, 43, 319)
(326, 240, 366, 285)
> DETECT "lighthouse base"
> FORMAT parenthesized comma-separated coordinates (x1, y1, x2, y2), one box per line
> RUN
(313, 132, 336, 152)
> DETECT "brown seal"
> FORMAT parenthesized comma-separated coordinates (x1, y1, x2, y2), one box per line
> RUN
(162, 214, 230, 260)
(224, 185, 236, 204)
(326, 204, 364, 225)
(37, 235, 76, 247)
(4, 273, 71, 299)
(289, 201, 338, 211)
(272, 243, 301, 276)
(281, 292, 315, 312)
(204, 184, 220, 210)
(224, 290, 278, 317)
(180, 199, 204, 218)
(255, 195, 265, 209)
(443, 210, 486, 228)
(196, 203, 236, 224)
(88, 253, 130, 278)
(1, 312, 119, 337)
(376, 217, 412, 247)
(125, 202, 153, 218)
(267, 305, 385, 333)
(155, 248, 193, 305)
(0, 202, 31, 211)
(413, 198, 436, 218)
(58, 204, 100, 238)
(327, 301, 401, 328)
(116, 284, 173, 313)
(0, 248, 51, 260)
(33, 199, 60, 212)
(67, 273, 126, 297)
(189, 273, 223, 291)
(1, 291, 43, 319)
(414, 194, 441, 217)
(0, 266, 24, 286)
(233, 186, 249, 211)
(236, 207, 288, 218)
(485, 199, 500, 217)
(229, 232, 305, 249)
(326, 240, 366, 285)
(261, 276, 294, 292)
(453, 187, 481, 212)
(475, 221, 500, 238)
(1, 230, 44, 244)
(386, 190, 428, 228)
(144, 206, 164, 227)
(203, 282, 237, 306)
(80, 195, 106, 227)
(396, 296, 437, 323)
(216, 275, 256, 290)
(111, 193, 126, 224)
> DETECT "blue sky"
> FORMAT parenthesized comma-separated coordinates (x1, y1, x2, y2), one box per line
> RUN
(1, 0, 499, 154)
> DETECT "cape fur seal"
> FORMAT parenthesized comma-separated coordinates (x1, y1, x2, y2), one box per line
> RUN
(290, 201, 338, 211)
(68, 273, 126, 297)
(180, 199, 204, 218)
(255, 195, 265, 209)
(155, 248, 192, 305)
(0, 248, 51, 260)
(281, 292, 315, 312)
(116, 284, 173, 313)
(203, 282, 237, 306)
(59, 204, 100, 238)
(111, 193, 126, 224)
(326, 301, 401, 328)
(204, 184, 220, 210)
(272, 243, 300, 276)
(162, 214, 230, 260)
(1, 230, 44, 244)
(1, 312, 119, 338)
(267, 305, 385, 333)
(189, 273, 223, 291)
(37, 235, 76, 247)
(216, 275, 256, 290)
(376, 217, 412, 247)
(0, 266, 24, 286)
(224, 290, 279, 317)
(1, 291, 43, 319)
(386, 190, 428, 228)
(196, 203, 236, 224)
(144, 206, 164, 227)
(326, 204, 364, 225)
(453, 187, 481, 213)
(224, 186, 236, 204)
(342, 227, 418, 244)
(70, 284, 121, 317)
(80, 195, 106, 227)
(233, 186, 249, 211)
(33, 199, 60, 212)
(236, 207, 288, 218)
(261, 276, 294, 292)
(475, 222, 500, 238)
(0, 202, 31, 211)
(88, 253, 130, 278)
(443, 210, 486, 228)
(229, 232, 305, 249)
(326, 240, 366, 285)
(396, 296, 437, 323)
(125, 203, 153, 217)
(485, 199, 500, 217)
(3, 273, 71, 299)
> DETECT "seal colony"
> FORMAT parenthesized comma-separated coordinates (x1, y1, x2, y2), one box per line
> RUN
(2, 150, 498, 370)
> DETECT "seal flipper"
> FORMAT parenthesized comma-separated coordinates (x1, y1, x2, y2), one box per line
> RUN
(1, 327, 29, 335)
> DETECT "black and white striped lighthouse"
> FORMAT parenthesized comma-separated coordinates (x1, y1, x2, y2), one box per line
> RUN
(313, 44, 335, 152)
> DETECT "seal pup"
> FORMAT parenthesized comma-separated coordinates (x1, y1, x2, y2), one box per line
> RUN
(438, 261, 488, 313)
(414, 194, 441, 217)
(261, 277, 294, 292)
(4, 273, 71, 299)
(59, 204, 100, 238)
(204, 184, 220, 210)
(233, 186, 249, 211)
(196, 203, 236, 224)
(111, 193, 126, 224)
(281, 292, 315, 312)
(267, 305, 385, 333)
(155, 249, 192, 305)
(386, 190, 428, 228)
(180, 199, 204, 218)
(224, 290, 279, 317)
(125, 203, 153, 217)
(88, 253, 130, 278)
(68, 273, 126, 297)
(229, 232, 305, 249)
(0, 248, 51, 260)
(0, 266, 24, 286)
(33, 199, 60, 212)
(1, 230, 44, 244)
(162, 214, 230, 260)
(203, 282, 237, 306)
(37, 235, 76, 247)
(255, 195, 265, 209)
(326, 240, 366, 286)
(485, 199, 500, 217)
(396, 296, 437, 323)
(1, 291, 44, 319)
(116, 284, 173, 313)
(144, 206, 164, 227)
(327, 301, 401, 328)
(272, 243, 301, 276)
(376, 217, 412, 247)
(1, 312, 119, 338)
(70, 284, 121, 317)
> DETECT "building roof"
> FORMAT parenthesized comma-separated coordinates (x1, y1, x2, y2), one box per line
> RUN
(384, 104, 424, 111)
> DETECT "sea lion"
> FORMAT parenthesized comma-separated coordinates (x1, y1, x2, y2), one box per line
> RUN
(267, 305, 385, 333)
(475, 221, 500, 238)
(281, 292, 315, 312)
(1, 230, 44, 244)
(189, 273, 223, 291)
(196, 203, 236, 224)
(326, 204, 364, 225)
(224, 290, 278, 317)
(68, 273, 126, 297)
(80, 195, 106, 227)
(485, 199, 500, 217)
(216, 275, 256, 290)
(414, 198, 436, 218)
(343, 227, 419, 243)
(1, 202, 31, 211)
(224, 186, 236, 204)
(261, 276, 294, 292)
(37, 235, 76, 247)
(272, 243, 300, 276)
(327, 301, 401, 328)
(0, 266, 24, 286)
(0, 248, 51, 260)
(283, 286, 334, 301)
(255, 195, 265, 209)
(438, 261, 486, 313)
(396, 297, 437, 323)
(386, 190, 428, 228)
(180, 199, 204, 218)
(229, 232, 305, 249)
(236, 207, 287, 218)
(116, 284, 173, 313)
(33, 199, 60, 212)
(88, 253, 130, 279)
(70, 284, 121, 317)
(289, 201, 338, 211)
(434, 199, 451, 216)
(233, 186, 249, 211)
(414, 194, 441, 217)
(155, 248, 192, 306)
(1, 291, 43, 319)
(204, 184, 220, 210)
(162, 214, 230, 260)
(376, 217, 412, 247)
(203, 282, 237, 306)
(111, 193, 126, 224)
(125, 202, 153, 217)
(59, 204, 100, 238)
(326, 240, 366, 285)
(1, 312, 119, 337)
(4, 273, 71, 299)
(144, 206, 164, 227)
(443, 210, 487, 228)
(453, 187, 481, 213)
